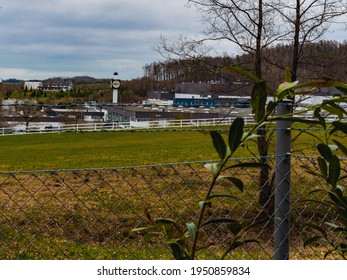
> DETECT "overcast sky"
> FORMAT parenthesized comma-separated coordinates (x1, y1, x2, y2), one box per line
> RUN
(0, 0, 203, 80)
(1, 1, 346, 81)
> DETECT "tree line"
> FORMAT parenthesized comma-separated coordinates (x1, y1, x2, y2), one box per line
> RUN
(140, 40, 347, 90)
(2, 41, 347, 101)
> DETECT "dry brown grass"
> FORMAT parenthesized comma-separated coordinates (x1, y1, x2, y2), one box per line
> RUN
(1, 157, 346, 259)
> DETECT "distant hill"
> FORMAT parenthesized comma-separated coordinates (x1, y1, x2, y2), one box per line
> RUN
(3, 78, 23, 83)
(1, 76, 108, 85)
(71, 76, 99, 84)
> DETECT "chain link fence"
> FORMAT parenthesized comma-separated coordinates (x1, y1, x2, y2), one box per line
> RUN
(1, 154, 346, 260)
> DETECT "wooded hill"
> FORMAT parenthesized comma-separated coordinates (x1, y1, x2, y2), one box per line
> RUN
(133, 40, 347, 94)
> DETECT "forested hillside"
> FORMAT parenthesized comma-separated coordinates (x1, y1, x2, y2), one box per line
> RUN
(136, 40, 347, 91)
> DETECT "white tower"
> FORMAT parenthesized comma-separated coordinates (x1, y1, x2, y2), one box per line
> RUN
(111, 72, 121, 103)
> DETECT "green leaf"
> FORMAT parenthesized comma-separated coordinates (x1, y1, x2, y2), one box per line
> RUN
(313, 108, 326, 129)
(325, 222, 345, 232)
(335, 86, 347, 95)
(317, 157, 328, 179)
(155, 218, 178, 225)
(226, 162, 270, 170)
(144, 208, 153, 222)
(243, 133, 260, 141)
(266, 101, 276, 114)
(304, 236, 322, 248)
(333, 140, 347, 155)
(251, 81, 267, 122)
(277, 81, 299, 97)
(324, 249, 337, 260)
(284, 67, 292, 82)
(328, 190, 344, 206)
(222, 240, 244, 260)
(321, 103, 343, 119)
(186, 223, 196, 239)
(227, 221, 243, 235)
(204, 163, 219, 174)
(209, 193, 243, 201)
(323, 100, 347, 116)
(210, 130, 227, 160)
(217, 176, 244, 191)
(303, 198, 334, 209)
(334, 227, 347, 234)
(331, 189, 347, 206)
(299, 222, 326, 235)
(228, 118, 244, 154)
(336, 185, 344, 195)
(330, 94, 347, 103)
(221, 239, 258, 260)
(328, 155, 340, 187)
(317, 143, 332, 161)
(301, 164, 327, 179)
(144, 232, 163, 244)
(276, 116, 319, 125)
(297, 79, 347, 93)
(199, 200, 211, 208)
(168, 243, 185, 260)
(155, 218, 182, 233)
(332, 121, 347, 134)
(131, 225, 156, 232)
(328, 145, 338, 153)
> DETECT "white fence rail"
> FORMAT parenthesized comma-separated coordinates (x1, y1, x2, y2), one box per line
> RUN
(1, 114, 345, 136)
(0, 117, 256, 136)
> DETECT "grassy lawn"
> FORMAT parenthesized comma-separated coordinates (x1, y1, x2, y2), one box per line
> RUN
(0, 130, 223, 171)
(0, 124, 330, 172)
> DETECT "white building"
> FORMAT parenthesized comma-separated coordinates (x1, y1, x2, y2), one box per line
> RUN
(39, 78, 73, 91)
(24, 81, 42, 90)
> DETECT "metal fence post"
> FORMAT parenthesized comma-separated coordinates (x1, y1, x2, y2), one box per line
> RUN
(274, 100, 292, 260)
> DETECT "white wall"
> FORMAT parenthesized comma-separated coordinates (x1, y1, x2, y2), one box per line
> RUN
(24, 81, 42, 90)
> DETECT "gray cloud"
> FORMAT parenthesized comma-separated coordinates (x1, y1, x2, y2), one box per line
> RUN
(0, 0, 200, 80)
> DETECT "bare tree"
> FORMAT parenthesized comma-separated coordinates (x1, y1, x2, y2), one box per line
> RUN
(156, 0, 347, 212)
(0, 112, 9, 129)
(271, 0, 347, 81)
(157, 1, 285, 76)
(60, 109, 85, 125)
(15, 100, 42, 130)
(163, 0, 279, 211)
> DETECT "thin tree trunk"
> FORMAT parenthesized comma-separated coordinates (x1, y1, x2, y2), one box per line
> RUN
(291, 0, 301, 82)
(254, 0, 273, 213)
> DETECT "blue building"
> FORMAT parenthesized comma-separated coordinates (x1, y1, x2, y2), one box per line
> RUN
(146, 82, 252, 108)
(173, 97, 250, 108)
(173, 98, 215, 107)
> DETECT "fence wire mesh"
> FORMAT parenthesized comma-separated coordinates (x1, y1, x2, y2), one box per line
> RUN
(1, 155, 346, 260)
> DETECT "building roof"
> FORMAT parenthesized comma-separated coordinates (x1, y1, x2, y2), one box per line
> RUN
(104, 104, 251, 120)
(40, 78, 73, 90)
(174, 82, 252, 97)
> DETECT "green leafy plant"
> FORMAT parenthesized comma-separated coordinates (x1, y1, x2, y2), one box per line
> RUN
(270, 76, 347, 259)
(299, 107, 347, 259)
(133, 117, 268, 259)
(133, 69, 347, 260)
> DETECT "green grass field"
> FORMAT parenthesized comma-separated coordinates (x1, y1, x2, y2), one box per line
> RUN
(0, 126, 327, 172)
(0, 130, 222, 171)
